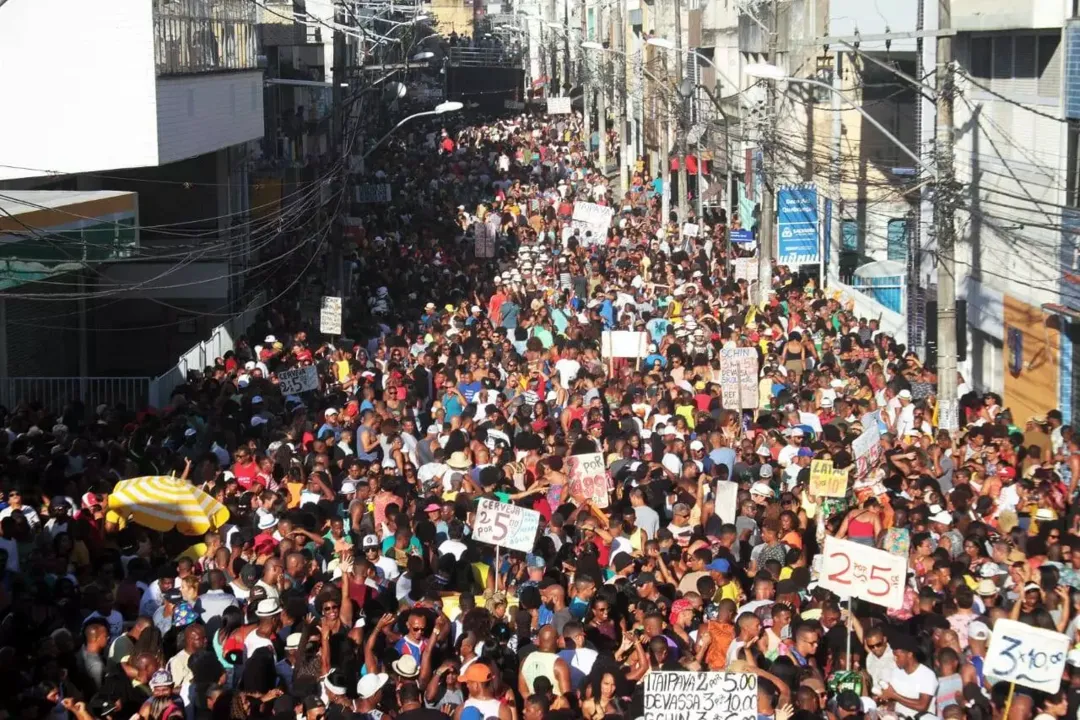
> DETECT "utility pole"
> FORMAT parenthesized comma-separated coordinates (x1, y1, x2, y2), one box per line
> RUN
(674, 0, 688, 233)
(597, 2, 607, 173)
(829, 50, 842, 288)
(755, 0, 779, 306)
(618, 0, 630, 198)
(935, 0, 959, 430)
(563, 0, 571, 92)
(581, 0, 590, 159)
(331, 0, 348, 296)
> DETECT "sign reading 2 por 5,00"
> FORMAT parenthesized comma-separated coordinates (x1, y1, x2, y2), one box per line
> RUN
(985, 619, 1069, 693)
(818, 536, 907, 609)
(471, 498, 540, 553)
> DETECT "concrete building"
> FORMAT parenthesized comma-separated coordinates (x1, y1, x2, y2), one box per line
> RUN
(0, 0, 265, 400)
(949, 0, 1073, 422)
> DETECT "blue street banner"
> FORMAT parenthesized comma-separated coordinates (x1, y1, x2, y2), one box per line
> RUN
(777, 185, 820, 266)
(730, 229, 755, 243)
(824, 198, 832, 275)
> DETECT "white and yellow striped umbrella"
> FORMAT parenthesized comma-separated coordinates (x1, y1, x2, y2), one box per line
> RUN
(108, 476, 230, 535)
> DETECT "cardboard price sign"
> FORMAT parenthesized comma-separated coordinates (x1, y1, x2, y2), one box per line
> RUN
(718, 348, 759, 410)
(808, 460, 849, 498)
(278, 366, 319, 395)
(818, 535, 907, 609)
(600, 331, 649, 359)
(320, 296, 342, 335)
(985, 619, 1069, 693)
(733, 257, 759, 282)
(547, 96, 572, 114)
(471, 498, 541, 553)
(566, 452, 610, 508)
(644, 671, 757, 720)
(851, 421, 882, 478)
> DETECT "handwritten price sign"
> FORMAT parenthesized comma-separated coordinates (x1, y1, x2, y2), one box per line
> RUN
(472, 498, 541, 553)
(819, 536, 907, 609)
(644, 671, 757, 720)
(850, 421, 882, 479)
(986, 619, 1069, 693)
(809, 460, 849, 498)
(566, 452, 610, 508)
(278, 366, 319, 395)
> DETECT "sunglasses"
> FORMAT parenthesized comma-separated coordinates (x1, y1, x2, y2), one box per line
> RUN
(866, 642, 885, 650)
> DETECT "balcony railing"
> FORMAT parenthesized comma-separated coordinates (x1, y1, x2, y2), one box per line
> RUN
(449, 46, 524, 67)
(154, 0, 260, 76)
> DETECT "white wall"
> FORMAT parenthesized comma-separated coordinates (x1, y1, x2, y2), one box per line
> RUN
(0, 0, 158, 181)
(952, 0, 1065, 31)
(156, 72, 265, 165)
(953, 74, 1066, 310)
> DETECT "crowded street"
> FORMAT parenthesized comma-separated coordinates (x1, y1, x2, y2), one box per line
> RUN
(0, 95, 1073, 720)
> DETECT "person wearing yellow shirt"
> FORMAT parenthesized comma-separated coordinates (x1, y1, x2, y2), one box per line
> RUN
(706, 557, 742, 603)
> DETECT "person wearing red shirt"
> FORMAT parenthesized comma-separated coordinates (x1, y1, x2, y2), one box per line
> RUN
(231, 448, 259, 490)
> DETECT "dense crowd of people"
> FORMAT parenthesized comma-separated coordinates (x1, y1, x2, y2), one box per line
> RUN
(0, 100, 1075, 720)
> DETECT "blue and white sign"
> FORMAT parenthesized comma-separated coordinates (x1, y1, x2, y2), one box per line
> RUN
(730, 229, 755, 243)
(777, 185, 820, 266)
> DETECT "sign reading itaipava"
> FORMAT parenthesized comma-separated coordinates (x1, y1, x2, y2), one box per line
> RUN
(644, 671, 757, 720)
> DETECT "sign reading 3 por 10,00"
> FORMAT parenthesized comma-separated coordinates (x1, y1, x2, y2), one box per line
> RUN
(644, 671, 757, 720)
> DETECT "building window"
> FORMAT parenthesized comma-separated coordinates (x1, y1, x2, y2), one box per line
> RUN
(1068, 122, 1080, 208)
(841, 219, 859, 251)
(966, 32, 1061, 102)
(887, 219, 909, 262)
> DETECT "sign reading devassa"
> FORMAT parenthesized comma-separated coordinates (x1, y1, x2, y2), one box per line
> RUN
(818, 535, 907, 609)
(566, 452, 610, 508)
(471, 497, 541, 553)
(808, 459, 849, 498)
(985, 619, 1070, 693)
(644, 671, 757, 720)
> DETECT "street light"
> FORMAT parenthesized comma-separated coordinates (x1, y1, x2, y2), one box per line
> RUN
(743, 63, 935, 178)
(363, 102, 463, 160)
(411, 51, 436, 62)
(647, 37, 743, 103)
(742, 62, 788, 82)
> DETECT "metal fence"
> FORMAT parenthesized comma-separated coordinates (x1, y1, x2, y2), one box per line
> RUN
(0, 377, 151, 413)
(148, 293, 265, 408)
(449, 47, 523, 68)
(850, 274, 906, 315)
(154, 0, 259, 75)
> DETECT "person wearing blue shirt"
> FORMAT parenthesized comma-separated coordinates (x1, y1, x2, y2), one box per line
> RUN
(651, 173, 664, 196)
(709, 445, 737, 479)
(441, 383, 465, 420)
(317, 408, 343, 442)
(457, 371, 482, 403)
(499, 299, 520, 330)
(600, 297, 615, 329)
(644, 350, 667, 370)
(646, 317, 671, 344)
